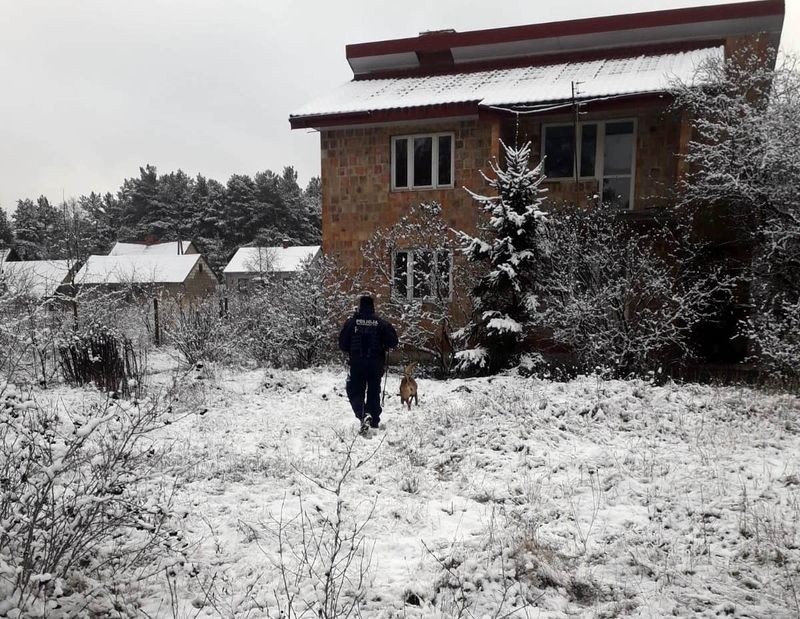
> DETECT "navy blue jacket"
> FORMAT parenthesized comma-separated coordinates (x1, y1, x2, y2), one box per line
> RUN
(338, 310, 398, 363)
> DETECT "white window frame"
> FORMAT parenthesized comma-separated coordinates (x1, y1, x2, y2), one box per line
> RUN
(391, 132, 455, 191)
(541, 119, 637, 209)
(392, 248, 453, 301)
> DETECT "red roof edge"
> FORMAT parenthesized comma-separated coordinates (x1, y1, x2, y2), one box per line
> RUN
(345, 0, 784, 60)
(289, 103, 481, 130)
(288, 94, 673, 130)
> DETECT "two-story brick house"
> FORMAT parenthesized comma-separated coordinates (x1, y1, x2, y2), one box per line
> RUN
(290, 1, 784, 308)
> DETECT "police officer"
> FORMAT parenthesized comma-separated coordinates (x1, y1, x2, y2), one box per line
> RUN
(338, 294, 398, 431)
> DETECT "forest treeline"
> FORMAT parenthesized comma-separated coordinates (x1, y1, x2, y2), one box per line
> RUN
(0, 164, 321, 270)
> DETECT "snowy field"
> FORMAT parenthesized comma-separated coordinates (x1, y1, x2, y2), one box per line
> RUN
(37, 359, 800, 617)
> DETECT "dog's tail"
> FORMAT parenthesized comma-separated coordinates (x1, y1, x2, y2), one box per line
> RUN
(403, 361, 418, 378)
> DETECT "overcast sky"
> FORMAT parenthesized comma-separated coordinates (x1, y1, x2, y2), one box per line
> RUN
(1, 0, 797, 212)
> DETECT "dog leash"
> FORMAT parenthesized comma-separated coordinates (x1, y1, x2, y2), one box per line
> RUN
(381, 351, 388, 407)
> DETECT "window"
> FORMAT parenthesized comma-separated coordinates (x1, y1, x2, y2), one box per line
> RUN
(392, 133, 454, 190)
(542, 120, 636, 209)
(393, 249, 451, 300)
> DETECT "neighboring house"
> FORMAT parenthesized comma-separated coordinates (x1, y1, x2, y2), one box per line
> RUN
(290, 0, 784, 301)
(0, 260, 73, 300)
(74, 254, 218, 301)
(223, 244, 321, 291)
(109, 240, 198, 256)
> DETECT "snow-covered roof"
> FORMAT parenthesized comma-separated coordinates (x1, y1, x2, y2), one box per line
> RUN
(1, 260, 72, 298)
(109, 240, 196, 256)
(291, 47, 722, 121)
(75, 254, 202, 285)
(223, 246, 321, 275)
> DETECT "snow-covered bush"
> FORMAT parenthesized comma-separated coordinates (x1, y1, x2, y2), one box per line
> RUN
(231, 255, 349, 368)
(672, 49, 800, 377)
(746, 296, 800, 379)
(163, 296, 235, 367)
(533, 204, 731, 376)
(353, 202, 474, 375)
(0, 282, 63, 388)
(0, 385, 178, 616)
(59, 323, 146, 398)
(457, 141, 547, 375)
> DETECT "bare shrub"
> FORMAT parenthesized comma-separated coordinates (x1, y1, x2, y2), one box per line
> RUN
(59, 323, 146, 397)
(354, 202, 475, 376)
(0, 385, 179, 616)
(533, 204, 732, 376)
(255, 432, 379, 617)
(231, 256, 350, 369)
(163, 297, 234, 367)
(0, 284, 63, 388)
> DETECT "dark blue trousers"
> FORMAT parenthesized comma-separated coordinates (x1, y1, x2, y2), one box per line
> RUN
(346, 359, 384, 426)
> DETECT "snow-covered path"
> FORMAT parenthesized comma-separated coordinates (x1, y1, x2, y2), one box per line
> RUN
(138, 365, 800, 618)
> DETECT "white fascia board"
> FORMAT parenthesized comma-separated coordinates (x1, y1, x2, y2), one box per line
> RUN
(349, 52, 420, 75)
(452, 14, 782, 64)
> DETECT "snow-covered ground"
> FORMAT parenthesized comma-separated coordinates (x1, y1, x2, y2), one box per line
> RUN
(96, 360, 797, 618)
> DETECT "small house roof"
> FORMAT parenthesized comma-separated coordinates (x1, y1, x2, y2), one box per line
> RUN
(1, 260, 72, 298)
(75, 254, 202, 285)
(109, 240, 196, 256)
(223, 245, 321, 275)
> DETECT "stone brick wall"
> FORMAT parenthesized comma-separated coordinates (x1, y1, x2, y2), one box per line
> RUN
(320, 118, 499, 280)
(514, 103, 683, 210)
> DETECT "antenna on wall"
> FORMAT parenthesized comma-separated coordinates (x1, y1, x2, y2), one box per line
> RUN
(571, 81, 586, 206)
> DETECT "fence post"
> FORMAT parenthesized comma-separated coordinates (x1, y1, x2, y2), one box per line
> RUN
(153, 297, 160, 346)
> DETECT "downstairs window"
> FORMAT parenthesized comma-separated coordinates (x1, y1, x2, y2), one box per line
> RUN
(392, 249, 451, 301)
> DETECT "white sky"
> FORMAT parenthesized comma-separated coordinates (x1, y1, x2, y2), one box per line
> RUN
(0, 0, 797, 212)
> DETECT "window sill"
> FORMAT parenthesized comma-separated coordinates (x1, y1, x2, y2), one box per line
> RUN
(392, 295, 453, 304)
(391, 186, 455, 193)
(543, 177, 598, 183)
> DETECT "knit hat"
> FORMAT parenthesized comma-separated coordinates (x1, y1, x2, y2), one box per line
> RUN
(358, 294, 375, 313)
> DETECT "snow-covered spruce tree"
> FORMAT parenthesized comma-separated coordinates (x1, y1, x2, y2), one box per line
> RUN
(456, 141, 546, 375)
(353, 201, 475, 376)
(672, 49, 800, 377)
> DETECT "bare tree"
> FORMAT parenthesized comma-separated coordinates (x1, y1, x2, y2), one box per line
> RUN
(672, 48, 800, 377)
(354, 202, 474, 375)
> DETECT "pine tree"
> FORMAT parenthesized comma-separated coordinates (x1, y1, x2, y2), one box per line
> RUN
(225, 174, 257, 246)
(0, 207, 13, 247)
(13, 198, 46, 259)
(79, 192, 115, 254)
(456, 141, 547, 374)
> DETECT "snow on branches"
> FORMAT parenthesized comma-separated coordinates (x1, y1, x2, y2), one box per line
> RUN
(354, 201, 473, 375)
(533, 204, 733, 376)
(673, 48, 800, 377)
(457, 141, 547, 374)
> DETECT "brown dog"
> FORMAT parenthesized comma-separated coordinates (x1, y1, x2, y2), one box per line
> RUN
(399, 362, 418, 410)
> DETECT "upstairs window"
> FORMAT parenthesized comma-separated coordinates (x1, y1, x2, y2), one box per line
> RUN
(392, 133, 454, 190)
(393, 249, 452, 300)
(542, 120, 636, 209)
